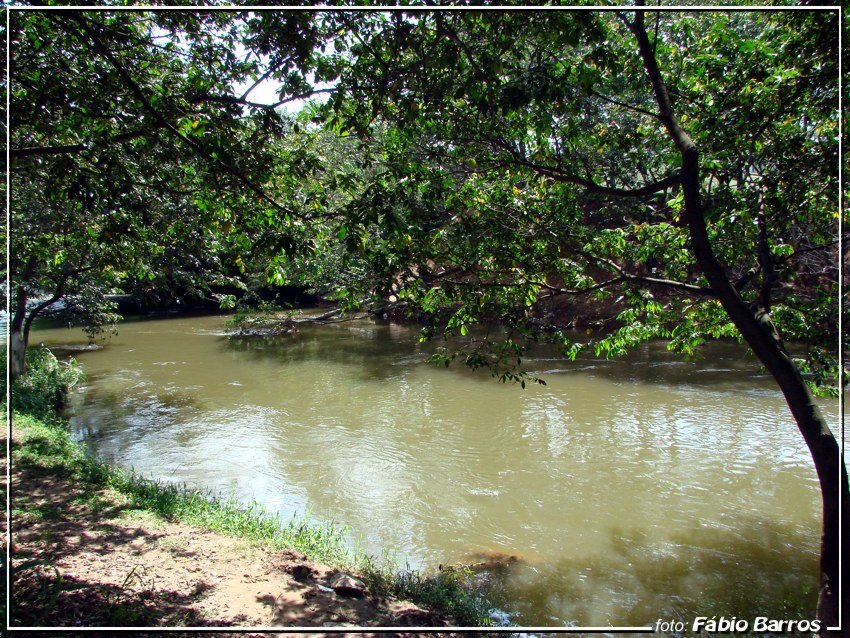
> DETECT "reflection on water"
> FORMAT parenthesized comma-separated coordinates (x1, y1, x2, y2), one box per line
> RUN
(486, 518, 817, 628)
(32, 313, 833, 627)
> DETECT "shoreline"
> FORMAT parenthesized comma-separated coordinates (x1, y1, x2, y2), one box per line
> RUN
(6, 409, 492, 632)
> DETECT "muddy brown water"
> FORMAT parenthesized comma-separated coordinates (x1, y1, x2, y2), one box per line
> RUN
(29, 312, 836, 627)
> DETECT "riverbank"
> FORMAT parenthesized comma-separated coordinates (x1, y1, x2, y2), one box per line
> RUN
(8, 409, 491, 632)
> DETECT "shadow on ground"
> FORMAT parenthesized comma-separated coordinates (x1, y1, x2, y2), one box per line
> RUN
(9, 437, 454, 635)
(10, 458, 247, 628)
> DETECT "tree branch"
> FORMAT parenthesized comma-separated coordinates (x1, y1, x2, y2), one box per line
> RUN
(581, 250, 714, 296)
(60, 13, 304, 221)
(23, 278, 69, 339)
(490, 138, 681, 198)
(191, 88, 334, 111)
(590, 89, 660, 120)
(630, 22, 847, 608)
(11, 129, 151, 161)
(11, 143, 88, 159)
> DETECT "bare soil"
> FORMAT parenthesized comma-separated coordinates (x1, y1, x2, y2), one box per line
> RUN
(4, 434, 456, 636)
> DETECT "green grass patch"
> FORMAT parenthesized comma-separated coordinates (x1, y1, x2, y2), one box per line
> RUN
(72, 490, 118, 515)
(11, 505, 52, 522)
(154, 535, 187, 552)
(112, 507, 168, 529)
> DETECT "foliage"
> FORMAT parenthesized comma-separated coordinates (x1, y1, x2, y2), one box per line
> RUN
(8, 9, 327, 376)
(322, 10, 839, 392)
(219, 115, 383, 309)
(9, 8, 839, 380)
(8, 7, 843, 625)
(2, 347, 85, 421)
(319, 12, 844, 622)
(366, 564, 493, 628)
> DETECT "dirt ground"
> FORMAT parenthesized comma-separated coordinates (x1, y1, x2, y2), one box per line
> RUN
(4, 433, 457, 636)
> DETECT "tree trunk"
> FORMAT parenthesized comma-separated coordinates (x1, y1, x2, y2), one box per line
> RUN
(682, 148, 848, 635)
(683, 150, 848, 637)
(9, 327, 27, 383)
(9, 286, 30, 384)
(631, 11, 848, 633)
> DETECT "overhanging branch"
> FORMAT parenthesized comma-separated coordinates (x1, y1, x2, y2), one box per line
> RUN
(11, 129, 151, 161)
(490, 138, 681, 198)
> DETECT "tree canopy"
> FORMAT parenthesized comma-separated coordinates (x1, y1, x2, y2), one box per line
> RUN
(316, 10, 840, 388)
(8, 9, 324, 373)
(7, 6, 844, 630)
(317, 12, 845, 624)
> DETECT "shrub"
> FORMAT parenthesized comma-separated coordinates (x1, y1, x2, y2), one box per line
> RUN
(2, 347, 85, 420)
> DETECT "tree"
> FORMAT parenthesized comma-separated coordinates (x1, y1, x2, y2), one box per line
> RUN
(8, 5, 845, 629)
(8, 9, 322, 380)
(322, 8, 845, 629)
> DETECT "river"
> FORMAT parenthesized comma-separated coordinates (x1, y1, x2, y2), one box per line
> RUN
(29, 312, 833, 627)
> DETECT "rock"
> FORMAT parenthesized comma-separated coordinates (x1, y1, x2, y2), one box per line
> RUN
(390, 605, 438, 626)
(286, 563, 315, 581)
(327, 572, 367, 597)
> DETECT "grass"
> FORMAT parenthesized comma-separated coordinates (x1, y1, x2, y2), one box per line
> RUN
(11, 408, 493, 627)
(13, 411, 359, 561)
(12, 503, 62, 522)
